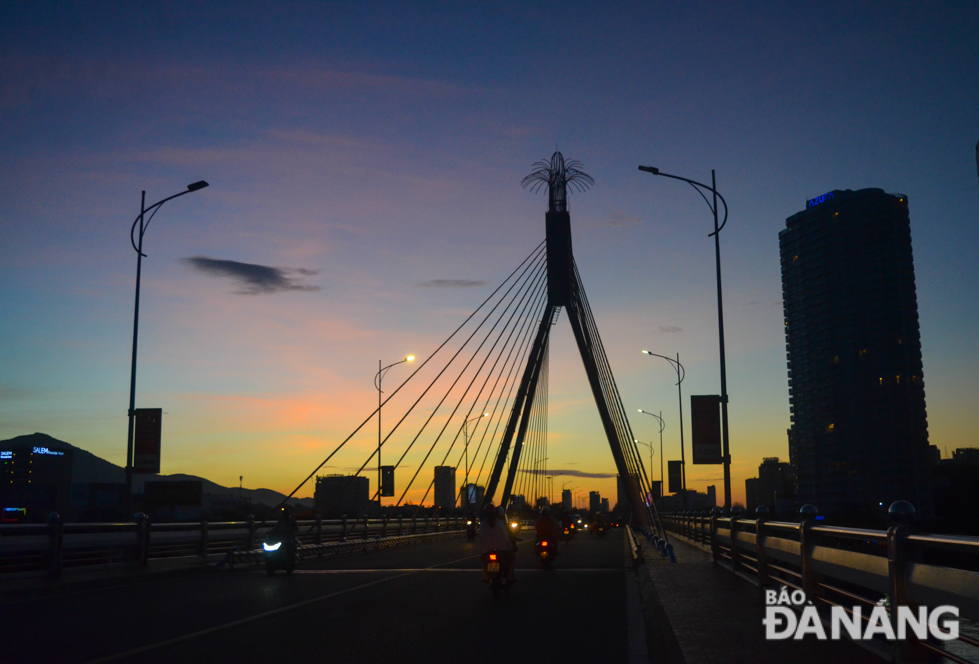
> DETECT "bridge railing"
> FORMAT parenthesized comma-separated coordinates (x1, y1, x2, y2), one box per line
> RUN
(662, 513, 979, 663)
(0, 514, 469, 578)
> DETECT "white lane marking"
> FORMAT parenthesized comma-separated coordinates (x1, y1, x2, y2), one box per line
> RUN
(85, 572, 413, 663)
(293, 568, 627, 573)
(85, 553, 482, 663)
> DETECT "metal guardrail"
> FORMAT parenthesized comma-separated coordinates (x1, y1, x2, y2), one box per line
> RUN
(662, 513, 979, 664)
(0, 513, 469, 577)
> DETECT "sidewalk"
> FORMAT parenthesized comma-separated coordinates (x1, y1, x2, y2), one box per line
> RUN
(637, 537, 885, 664)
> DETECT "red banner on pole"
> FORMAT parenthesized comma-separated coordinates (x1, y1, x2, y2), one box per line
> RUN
(691, 395, 722, 464)
(133, 408, 162, 474)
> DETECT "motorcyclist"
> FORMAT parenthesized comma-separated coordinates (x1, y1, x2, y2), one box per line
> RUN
(477, 502, 516, 583)
(271, 506, 299, 546)
(535, 506, 560, 553)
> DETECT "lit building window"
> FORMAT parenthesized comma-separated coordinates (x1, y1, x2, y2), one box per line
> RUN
(826, 423, 835, 432)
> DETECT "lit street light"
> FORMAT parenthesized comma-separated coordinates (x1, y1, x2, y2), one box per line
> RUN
(376, 355, 415, 513)
(126, 181, 209, 515)
(639, 165, 732, 508)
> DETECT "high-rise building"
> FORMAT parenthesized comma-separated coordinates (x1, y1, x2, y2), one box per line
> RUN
(461, 483, 484, 512)
(600, 498, 610, 513)
(315, 475, 370, 516)
(433, 466, 456, 511)
(589, 491, 601, 512)
(780, 188, 931, 514)
(562, 489, 572, 511)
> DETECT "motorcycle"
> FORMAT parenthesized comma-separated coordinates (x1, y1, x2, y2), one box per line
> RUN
(561, 522, 576, 543)
(483, 550, 512, 598)
(535, 537, 558, 568)
(263, 531, 297, 575)
(593, 522, 608, 538)
(466, 519, 476, 541)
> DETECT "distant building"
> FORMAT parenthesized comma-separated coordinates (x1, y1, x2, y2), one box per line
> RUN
(781, 188, 931, 515)
(933, 447, 979, 533)
(562, 489, 572, 511)
(433, 466, 456, 511)
(661, 486, 716, 512)
(510, 494, 526, 512)
(589, 491, 601, 512)
(0, 441, 73, 522)
(745, 458, 794, 513)
(600, 498, 609, 513)
(315, 475, 370, 516)
(461, 483, 484, 512)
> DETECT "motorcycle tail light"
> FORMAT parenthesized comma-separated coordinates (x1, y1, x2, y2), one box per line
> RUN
(489, 553, 497, 561)
(541, 541, 548, 546)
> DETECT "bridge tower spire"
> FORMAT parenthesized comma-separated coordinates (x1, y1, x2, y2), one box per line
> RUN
(484, 152, 655, 528)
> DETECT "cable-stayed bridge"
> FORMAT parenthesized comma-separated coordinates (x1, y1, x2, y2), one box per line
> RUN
(2, 154, 978, 664)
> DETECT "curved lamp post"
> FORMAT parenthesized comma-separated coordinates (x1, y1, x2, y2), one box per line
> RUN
(376, 355, 415, 512)
(462, 412, 489, 511)
(126, 181, 209, 515)
(638, 165, 732, 508)
(641, 351, 686, 501)
(637, 409, 669, 505)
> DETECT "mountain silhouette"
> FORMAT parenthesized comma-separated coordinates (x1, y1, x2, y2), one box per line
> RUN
(0, 432, 313, 508)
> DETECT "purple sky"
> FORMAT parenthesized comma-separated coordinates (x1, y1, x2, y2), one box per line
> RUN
(2, 2, 977, 505)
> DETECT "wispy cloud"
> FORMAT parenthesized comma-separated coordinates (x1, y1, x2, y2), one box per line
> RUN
(585, 212, 644, 228)
(182, 256, 321, 295)
(658, 325, 682, 333)
(521, 468, 617, 479)
(417, 279, 486, 288)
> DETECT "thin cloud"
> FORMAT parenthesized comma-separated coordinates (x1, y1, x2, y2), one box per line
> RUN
(521, 468, 617, 479)
(417, 279, 486, 288)
(658, 325, 682, 333)
(584, 212, 644, 228)
(182, 256, 321, 295)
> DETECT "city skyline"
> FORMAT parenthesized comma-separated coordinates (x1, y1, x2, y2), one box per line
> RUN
(2, 3, 978, 509)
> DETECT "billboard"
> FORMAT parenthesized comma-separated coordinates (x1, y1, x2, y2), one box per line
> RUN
(133, 408, 162, 474)
(691, 395, 723, 464)
(380, 466, 395, 497)
(668, 460, 683, 494)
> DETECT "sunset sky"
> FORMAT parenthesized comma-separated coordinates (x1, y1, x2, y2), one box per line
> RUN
(2, 2, 977, 507)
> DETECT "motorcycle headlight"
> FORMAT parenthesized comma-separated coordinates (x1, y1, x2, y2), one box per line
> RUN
(467, 520, 472, 525)
(263, 541, 281, 552)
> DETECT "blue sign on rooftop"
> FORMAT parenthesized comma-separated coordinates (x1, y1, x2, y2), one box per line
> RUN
(807, 191, 834, 208)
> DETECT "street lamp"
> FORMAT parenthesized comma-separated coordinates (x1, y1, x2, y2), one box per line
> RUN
(126, 180, 209, 515)
(462, 412, 489, 512)
(639, 165, 732, 508)
(641, 351, 686, 500)
(375, 355, 415, 512)
(633, 440, 655, 504)
(637, 409, 670, 505)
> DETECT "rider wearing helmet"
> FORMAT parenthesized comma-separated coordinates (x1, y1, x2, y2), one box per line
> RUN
(478, 502, 517, 582)
(535, 506, 560, 552)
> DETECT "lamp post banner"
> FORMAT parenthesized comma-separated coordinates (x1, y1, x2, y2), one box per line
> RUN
(133, 408, 162, 474)
(691, 395, 722, 464)
(668, 461, 683, 494)
(380, 465, 395, 497)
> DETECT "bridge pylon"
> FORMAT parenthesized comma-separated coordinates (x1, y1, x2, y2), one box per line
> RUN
(484, 152, 657, 530)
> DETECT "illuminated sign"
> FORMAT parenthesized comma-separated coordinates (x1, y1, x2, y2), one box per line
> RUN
(33, 446, 64, 456)
(0, 451, 12, 459)
(807, 191, 834, 208)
